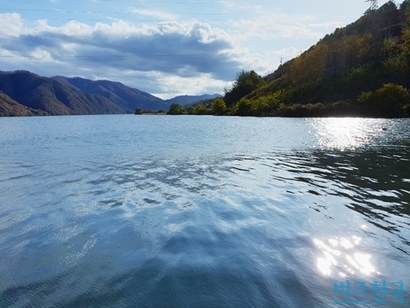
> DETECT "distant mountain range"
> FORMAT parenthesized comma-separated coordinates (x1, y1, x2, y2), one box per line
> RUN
(0, 70, 221, 116)
(164, 94, 221, 106)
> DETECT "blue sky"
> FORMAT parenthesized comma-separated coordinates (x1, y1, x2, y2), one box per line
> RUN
(0, 0, 391, 98)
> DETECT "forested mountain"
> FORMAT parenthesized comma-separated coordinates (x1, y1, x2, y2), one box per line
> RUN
(214, 0, 410, 117)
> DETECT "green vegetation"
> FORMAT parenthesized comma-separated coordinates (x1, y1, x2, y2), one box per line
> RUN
(193, 104, 208, 115)
(167, 99, 216, 115)
(358, 83, 410, 117)
(167, 103, 187, 115)
(223, 70, 265, 107)
(135, 108, 166, 115)
(167, 1, 410, 118)
(211, 98, 226, 115)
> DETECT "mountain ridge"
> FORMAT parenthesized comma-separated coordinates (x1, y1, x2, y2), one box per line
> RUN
(0, 70, 219, 116)
(53, 76, 168, 113)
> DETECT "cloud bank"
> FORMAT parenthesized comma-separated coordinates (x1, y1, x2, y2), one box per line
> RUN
(0, 8, 331, 98)
(0, 14, 248, 97)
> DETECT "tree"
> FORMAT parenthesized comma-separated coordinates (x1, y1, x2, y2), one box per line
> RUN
(235, 98, 253, 116)
(193, 104, 208, 115)
(167, 103, 186, 115)
(186, 106, 195, 114)
(224, 70, 265, 106)
(211, 98, 226, 115)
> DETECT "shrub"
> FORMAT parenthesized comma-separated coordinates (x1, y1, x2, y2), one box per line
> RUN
(357, 83, 410, 117)
(211, 98, 226, 115)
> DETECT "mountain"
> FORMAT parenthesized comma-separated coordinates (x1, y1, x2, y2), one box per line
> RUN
(0, 70, 224, 116)
(0, 70, 125, 115)
(54, 77, 169, 112)
(0, 91, 48, 116)
(165, 94, 222, 106)
(221, 0, 410, 117)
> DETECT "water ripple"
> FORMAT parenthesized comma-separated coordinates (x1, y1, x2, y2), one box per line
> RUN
(0, 116, 409, 307)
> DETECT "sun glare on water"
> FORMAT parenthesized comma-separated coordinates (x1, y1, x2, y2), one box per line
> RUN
(312, 118, 380, 151)
(313, 235, 378, 277)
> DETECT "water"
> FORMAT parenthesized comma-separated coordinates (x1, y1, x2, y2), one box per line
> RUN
(0, 115, 409, 307)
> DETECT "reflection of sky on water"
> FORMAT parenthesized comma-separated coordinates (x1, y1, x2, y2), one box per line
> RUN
(310, 118, 386, 150)
(314, 229, 379, 278)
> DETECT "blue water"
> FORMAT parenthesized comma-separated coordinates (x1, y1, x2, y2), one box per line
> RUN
(0, 115, 409, 307)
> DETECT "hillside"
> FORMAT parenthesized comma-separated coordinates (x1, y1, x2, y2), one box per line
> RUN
(0, 91, 48, 116)
(218, 0, 410, 117)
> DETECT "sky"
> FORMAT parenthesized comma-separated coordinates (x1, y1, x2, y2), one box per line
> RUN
(0, 0, 392, 98)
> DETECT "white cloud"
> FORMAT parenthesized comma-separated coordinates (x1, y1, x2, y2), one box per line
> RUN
(231, 14, 324, 40)
(131, 9, 178, 21)
(1, 19, 240, 74)
(30, 48, 53, 60)
(309, 21, 345, 32)
(152, 73, 230, 99)
(0, 10, 317, 96)
(0, 16, 254, 95)
(219, 1, 235, 9)
(274, 47, 301, 59)
(0, 13, 24, 38)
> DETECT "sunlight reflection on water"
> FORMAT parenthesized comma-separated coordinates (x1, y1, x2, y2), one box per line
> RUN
(311, 118, 384, 150)
(314, 229, 379, 278)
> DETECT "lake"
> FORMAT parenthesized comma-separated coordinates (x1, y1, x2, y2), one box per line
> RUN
(0, 115, 409, 307)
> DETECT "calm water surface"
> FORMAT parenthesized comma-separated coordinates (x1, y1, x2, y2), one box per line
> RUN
(0, 115, 409, 307)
